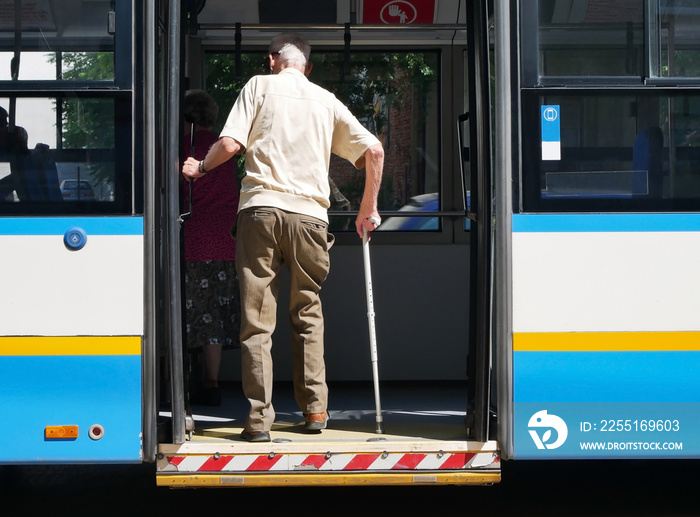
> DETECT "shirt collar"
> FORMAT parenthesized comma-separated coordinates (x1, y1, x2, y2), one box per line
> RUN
(279, 67, 307, 79)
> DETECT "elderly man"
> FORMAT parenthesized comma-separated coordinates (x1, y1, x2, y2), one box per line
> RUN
(182, 33, 384, 442)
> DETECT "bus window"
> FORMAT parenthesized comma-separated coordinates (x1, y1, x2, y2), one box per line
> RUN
(0, 52, 115, 82)
(520, 1, 700, 212)
(521, 91, 700, 212)
(527, 1, 700, 83)
(205, 49, 440, 232)
(531, 0, 645, 80)
(0, 2, 115, 82)
(649, 0, 700, 78)
(0, 0, 134, 214)
(0, 94, 132, 213)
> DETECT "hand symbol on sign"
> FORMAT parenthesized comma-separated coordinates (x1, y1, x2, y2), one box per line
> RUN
(388, 4, 408, 23)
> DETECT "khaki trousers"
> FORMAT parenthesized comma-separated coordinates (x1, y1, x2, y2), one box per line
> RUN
(235, 207, 334, 431)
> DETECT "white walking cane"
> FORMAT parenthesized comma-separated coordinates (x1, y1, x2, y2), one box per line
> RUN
(363, 216, 384, 434)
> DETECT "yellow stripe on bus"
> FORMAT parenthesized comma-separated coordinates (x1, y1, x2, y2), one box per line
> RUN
(513, 331, 700, 352)
(0, 336, 141, 356)
(156, 472, 501, 487)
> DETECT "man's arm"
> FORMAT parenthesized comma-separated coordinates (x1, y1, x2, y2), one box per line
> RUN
(355, 143, 384, 239)
(182, 136, 242, 181)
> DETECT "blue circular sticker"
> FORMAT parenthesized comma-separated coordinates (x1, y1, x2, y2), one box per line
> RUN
(64, 227, 87, 251)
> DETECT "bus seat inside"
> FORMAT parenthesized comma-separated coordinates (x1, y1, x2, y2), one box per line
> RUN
(633, 126, 663, 198)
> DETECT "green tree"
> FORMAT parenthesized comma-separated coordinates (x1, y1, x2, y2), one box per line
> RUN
(52, 52, 116, 192)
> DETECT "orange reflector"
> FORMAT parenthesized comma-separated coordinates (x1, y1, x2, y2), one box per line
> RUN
(45, 425, 79, 439)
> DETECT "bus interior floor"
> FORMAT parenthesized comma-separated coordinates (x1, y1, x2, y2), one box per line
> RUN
(183, 380, 472, 444)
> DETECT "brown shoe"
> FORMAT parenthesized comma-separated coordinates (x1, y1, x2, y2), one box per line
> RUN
(304, 411, 329, 432)
(240, 430, 271, 442)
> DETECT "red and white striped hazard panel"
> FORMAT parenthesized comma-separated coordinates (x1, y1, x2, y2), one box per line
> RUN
(166, 451, 498, 472)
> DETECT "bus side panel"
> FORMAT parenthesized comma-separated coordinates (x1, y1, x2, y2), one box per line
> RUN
(511, 213, 700, 459)
(0, 218, 143, 336)
(0, 339, 142, 463)
(0, 217, 144, 463)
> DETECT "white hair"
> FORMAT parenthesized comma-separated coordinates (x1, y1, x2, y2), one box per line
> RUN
(277, 43, 306, 66)
(269, 33, 310, 67)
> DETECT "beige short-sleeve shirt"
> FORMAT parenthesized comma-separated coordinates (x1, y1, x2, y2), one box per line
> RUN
(220, 68, 381, 223)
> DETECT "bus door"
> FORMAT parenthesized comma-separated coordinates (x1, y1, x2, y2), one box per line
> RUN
(463, 0, 494, 443)
(501, 0, 700, 460)
(158, 0, 500, 486)
(0, 1, 146, 463)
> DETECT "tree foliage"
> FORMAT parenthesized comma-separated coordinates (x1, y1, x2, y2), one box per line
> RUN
(204, 50, 437, 135)
(53, 52, 116, 188)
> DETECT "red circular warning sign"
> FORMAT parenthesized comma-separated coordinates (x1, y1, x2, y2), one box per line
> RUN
(362, 0, 437, 25)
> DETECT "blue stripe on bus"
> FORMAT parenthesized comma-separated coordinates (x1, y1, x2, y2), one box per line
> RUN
(514, 350, 700, 458)
(0, 355, 142, 462)
(513, 213, 700, 233)
(514, 401, 700, 459)
(0, 217, 143, 236)
(514, 351, 700, 403)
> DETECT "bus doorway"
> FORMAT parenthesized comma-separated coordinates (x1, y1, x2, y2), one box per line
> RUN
(158, 0, 497, 487)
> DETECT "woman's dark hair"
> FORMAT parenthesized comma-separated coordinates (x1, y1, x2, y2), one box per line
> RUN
(184, 89, 218, 128)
